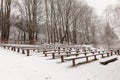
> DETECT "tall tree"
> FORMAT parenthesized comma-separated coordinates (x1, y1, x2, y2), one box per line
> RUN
(1, 0, 12, 43)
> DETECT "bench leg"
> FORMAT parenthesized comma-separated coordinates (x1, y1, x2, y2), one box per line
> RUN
(115, 52, 117, 55)
(45, 53, 47, 56)
(75, 54, 79, 57)
(3, 46, 6, 49)
(86, 57, 89, 62)
(101, 54, 104, 58)
(94, 55, 97, 60)
(76, 51, 79, 53)
(17, 48, 20, 53)
(11, 47, 13, 51)
(72, 59, 76, 66)
(37, 50, 40, 53)
(52, 53, 55, 59)
(13, 47, 16, 51)
(27, 49, 30, 56)
(111, 52, 113, 56)
(98, 51, 100, 54)
(107, 53, 109, 57)
(66, 52, 69, 55)
(92, 52, 95, 54)
(61, 56, 64, 62)
(117, 50, 120, 55)
(43, 51, 47, 54)
(22, 49, 25, 54)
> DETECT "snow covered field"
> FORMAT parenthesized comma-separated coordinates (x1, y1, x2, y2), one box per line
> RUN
(0, 47, 120, 80)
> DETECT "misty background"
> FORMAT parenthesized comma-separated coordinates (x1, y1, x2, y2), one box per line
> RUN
(0, 0, 120, 51)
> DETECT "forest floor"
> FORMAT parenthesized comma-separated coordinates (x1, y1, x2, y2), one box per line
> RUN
(0, 47, 120, 80)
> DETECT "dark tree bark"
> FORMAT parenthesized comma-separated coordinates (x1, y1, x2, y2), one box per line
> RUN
(1, 0, 12, 43)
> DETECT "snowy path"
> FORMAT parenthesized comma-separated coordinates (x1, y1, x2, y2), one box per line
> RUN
(0, 48, 120, 80)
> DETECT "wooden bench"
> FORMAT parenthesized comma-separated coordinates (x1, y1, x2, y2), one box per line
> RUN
(60, 51, 96, 62)
(100, 56, 118, 65)
(0, 44, 43, 56)
(21, 47, 42, 56)
(43, 49, 65, 54)
(44, 50, 79, 59)
(57, 53, 80, 62)
(53, 50, 100, 63)
(64, 53, 110, 66)
(44, 48, 104, 61)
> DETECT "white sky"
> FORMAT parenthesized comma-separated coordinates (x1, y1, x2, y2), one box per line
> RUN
(85, 0, 117, 15)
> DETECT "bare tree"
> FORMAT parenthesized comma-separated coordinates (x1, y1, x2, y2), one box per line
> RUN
(0, 0, 12, 43)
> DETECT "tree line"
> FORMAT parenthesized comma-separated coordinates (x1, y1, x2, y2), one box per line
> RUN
(0, 0, 119, 49)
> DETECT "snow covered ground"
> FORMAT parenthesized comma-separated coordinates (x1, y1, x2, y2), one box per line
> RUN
(0, 47, 120, 80)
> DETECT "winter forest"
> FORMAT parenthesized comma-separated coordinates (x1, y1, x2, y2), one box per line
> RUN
(1, 0, 120, 80)
(0, 0, 120, 50)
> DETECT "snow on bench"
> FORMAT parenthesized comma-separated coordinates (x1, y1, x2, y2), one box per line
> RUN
(64, 53, 110, 66)
(43, 47, 96, 59)
(44, 50, 79, 59)
(99, 56, 118, 65)
(0, 44, 44, 56)
(21, 47, 42, 56)
(60, 52, 92, 62)
(59, 50, 105, 63)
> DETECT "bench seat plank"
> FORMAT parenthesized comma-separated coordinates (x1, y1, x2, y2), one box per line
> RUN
(100, 56, 118, 65)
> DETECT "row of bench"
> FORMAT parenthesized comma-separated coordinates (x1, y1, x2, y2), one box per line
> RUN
(43, 48, 120, 66)
(0, 43, 92, 56)
(0, 43, 119, 66)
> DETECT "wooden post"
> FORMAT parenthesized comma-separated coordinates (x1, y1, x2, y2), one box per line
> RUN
(92, 52, 94, 54)
(90, 50, 93, 53)
(107, 53, 109, 57)
(43, 50, 47, 54)
(76, 49, 79, 53)
(13, 47, 16, 51)
(66, 54, 69, 57)
(27, 49, 30, 56)
(117, 50, 120, 55)
(3, 46, 6, 49)
(84, 53, 87, 56)
(66, 52, 69, 55)
(52, 53, 55, 59)
(33, 49, 35, 52)
(11, 47, 13, 51)
(45, 53, 47, 56)
(110, 50, 113, 56)
(72, 59, 76, 66)
(86, 57, 89, 62)
(22, 49, 25, 54)
(17, 48, 20, 53)
(101, 54, 104, 58)
(69, 48, 72, 53)
(94, 55, 97, 60)
(98, 51, 100, 54)
(75, 54, 79, 57)
(61, 56, 64, 62)
(58, 47, 60, 51)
